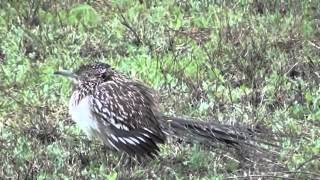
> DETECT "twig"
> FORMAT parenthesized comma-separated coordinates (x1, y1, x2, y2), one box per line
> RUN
(226, 174, 295, 180)
(280, 171, 320, 178)
(284, 62, 299, 77)
(119, 14, 142, 45)
(308, 40, 320, 50)
(295, 155, 320, 171)
(226, 171, 320, 179)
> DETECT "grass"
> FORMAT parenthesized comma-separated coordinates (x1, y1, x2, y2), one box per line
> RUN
(0, 0, 320, 179)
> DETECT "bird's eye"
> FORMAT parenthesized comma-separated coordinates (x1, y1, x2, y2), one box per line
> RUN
(101, 73, 112, 81)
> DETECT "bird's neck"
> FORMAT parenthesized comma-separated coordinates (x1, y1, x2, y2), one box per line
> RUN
(72, 82, 97, 104)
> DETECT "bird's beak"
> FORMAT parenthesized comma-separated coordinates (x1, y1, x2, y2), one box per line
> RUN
(54, 70, 79, 82)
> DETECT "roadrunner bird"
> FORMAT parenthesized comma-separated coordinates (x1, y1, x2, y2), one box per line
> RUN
(55, 63, 255, 158)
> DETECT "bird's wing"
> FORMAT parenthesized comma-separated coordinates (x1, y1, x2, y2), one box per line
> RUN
(91, 80, 165, 157)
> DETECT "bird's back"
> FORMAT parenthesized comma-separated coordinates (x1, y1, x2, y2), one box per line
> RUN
(69, 67, 166, 157)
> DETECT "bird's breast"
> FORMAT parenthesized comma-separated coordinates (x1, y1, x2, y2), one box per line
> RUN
(69, 92, 98, 138)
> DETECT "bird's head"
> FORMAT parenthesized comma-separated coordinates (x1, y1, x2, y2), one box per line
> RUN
(54, 63, 113, 85)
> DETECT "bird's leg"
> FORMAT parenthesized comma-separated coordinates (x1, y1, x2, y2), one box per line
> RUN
(122, 154, 132, 167)
(101, 144, 112, 154)
(77, 138, 92, 169)
(122, 153, 137, 167)
(117, 153, 143, 168)
(83, 138, 92, 150)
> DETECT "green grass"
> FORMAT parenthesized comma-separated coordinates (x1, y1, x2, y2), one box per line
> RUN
(1, 0, 320, 179)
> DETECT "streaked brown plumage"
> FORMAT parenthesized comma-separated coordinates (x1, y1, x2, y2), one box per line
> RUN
(55, 63, 255, 158)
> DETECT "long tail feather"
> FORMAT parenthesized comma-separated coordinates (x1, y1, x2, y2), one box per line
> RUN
(159, 114, 282, 166)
